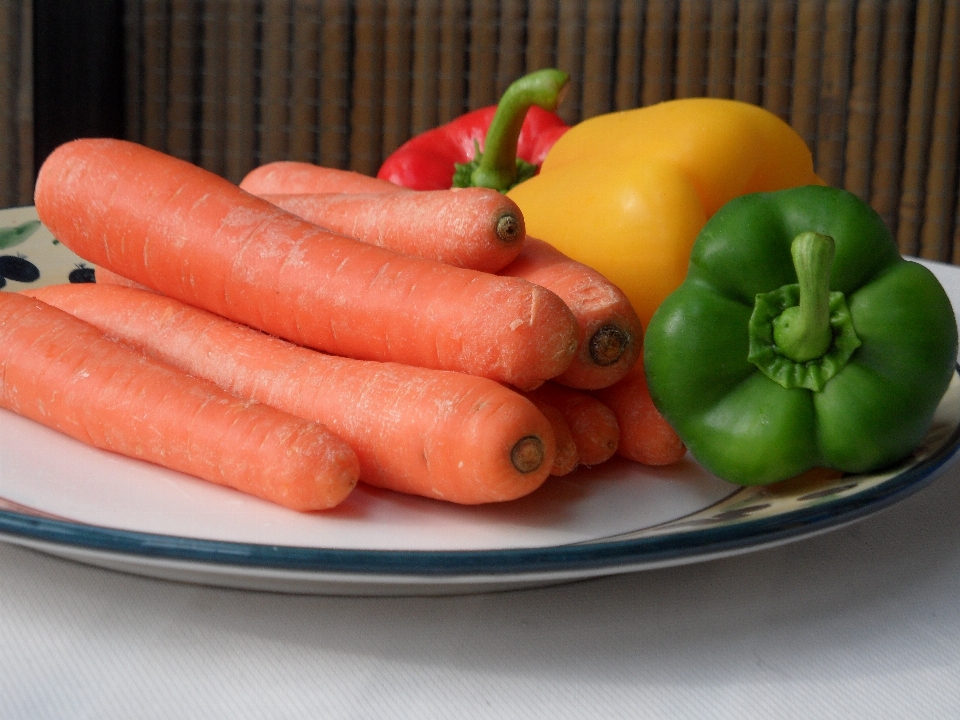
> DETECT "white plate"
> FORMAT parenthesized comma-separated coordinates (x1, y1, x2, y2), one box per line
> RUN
(1, 206, 958, 596)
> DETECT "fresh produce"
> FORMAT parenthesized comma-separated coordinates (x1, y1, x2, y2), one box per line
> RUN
(592, 359, 686, 466)
(35, 138, 579, 391)
(27, 283, 558, 504)
(519, 392, 579, 476)
(506, 98, 823, 327)
(0, 292, 359, 511)
(93, 266, 150, 290)
(525, 383, 620, 467)
(499, 237, 643, 390)
(377, 69, 570, 192)
(644, 185, 958, 485)
(263, 195, 642, 391)
(260, 188, 526, 273)
(240, 161, 400, 194)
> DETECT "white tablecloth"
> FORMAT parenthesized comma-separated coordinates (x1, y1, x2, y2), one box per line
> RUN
(4, 259, 960, 719)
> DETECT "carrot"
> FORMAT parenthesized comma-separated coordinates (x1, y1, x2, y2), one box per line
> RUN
(240, 161, 403, 195)
(260, 189, 526, 273)
(0, 292, 359, 511)
(94, 265, 153, 291)
(498, 237, 643, 390)
(591, 358, 686, 466)
(35, 139, 578, 391)
(27, 283, 558, 504)
(525, 382, 620, 466)
(520, 392, 579, 476)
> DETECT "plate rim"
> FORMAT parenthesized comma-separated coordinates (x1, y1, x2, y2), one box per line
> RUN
(1, 408, 957, 580)
(2, 205, 959, 584)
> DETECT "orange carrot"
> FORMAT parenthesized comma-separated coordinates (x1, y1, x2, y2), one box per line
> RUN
(94, 265, 153, 291)
(0, 292, 359, 511)
(526, 382, 620, 466)
(240, 161, 403, 195)
(27, 283, 558, 504)
(499, 237, 643, 390)
(35, 139, 578, 391)
(260, 189, 526, 273)
(592, 358, 686, 466)
(521, 392, 579, 476)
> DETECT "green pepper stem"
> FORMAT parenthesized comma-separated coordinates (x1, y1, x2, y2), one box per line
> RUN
(772, 232, 836, 363)
(470, 69, 569, 192)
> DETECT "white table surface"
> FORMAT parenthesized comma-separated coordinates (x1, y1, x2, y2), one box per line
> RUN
(3, 259, 960, 719)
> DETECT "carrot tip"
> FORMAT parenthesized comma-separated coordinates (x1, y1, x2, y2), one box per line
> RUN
(589, 325, 631, 367)
(496, 213, 523, 245)
(511, 435, 545, 474)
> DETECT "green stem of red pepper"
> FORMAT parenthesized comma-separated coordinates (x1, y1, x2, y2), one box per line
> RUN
(454, 69, 570, 193)
(773, 232, 835, 362)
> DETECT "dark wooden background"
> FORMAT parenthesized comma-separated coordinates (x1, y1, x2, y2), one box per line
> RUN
(4, 0, 959, 263)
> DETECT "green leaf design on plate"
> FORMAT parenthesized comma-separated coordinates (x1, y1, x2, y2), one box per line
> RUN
(0, 221, 41, 250)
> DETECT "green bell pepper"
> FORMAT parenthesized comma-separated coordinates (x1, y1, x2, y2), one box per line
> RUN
(644, 185, 958, 486)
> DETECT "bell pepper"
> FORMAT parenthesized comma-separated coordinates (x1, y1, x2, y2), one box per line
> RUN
(644, 185, 959, 486)
(377, 69, 570, 192)
(506, 98, 823, 327)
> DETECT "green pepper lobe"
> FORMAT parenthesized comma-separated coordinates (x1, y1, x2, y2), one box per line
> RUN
(644, 185, 959, 486)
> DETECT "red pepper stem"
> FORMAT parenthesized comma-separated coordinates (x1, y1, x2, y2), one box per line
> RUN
(470, 69, 570, 192)
(772, 232, 836, 363)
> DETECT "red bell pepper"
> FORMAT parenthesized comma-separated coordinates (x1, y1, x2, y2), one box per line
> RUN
(377, 69, 570, 192)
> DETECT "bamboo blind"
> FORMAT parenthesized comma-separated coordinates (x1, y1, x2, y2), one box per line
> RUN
(0, 0, 34, 209)
(5, 1, 960, 263)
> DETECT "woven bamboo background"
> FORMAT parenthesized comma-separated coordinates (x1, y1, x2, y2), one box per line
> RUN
(4, 1, 960, 262)
(0, 0, 34, 211)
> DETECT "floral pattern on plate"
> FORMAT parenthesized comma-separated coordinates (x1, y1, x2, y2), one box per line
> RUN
(0, 206, 94, 289)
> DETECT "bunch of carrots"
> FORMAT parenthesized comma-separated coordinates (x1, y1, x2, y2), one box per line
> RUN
(1, 138, 685, 512)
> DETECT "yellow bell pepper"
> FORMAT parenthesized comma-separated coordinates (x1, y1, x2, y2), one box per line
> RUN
(506, 98, 822, 327)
